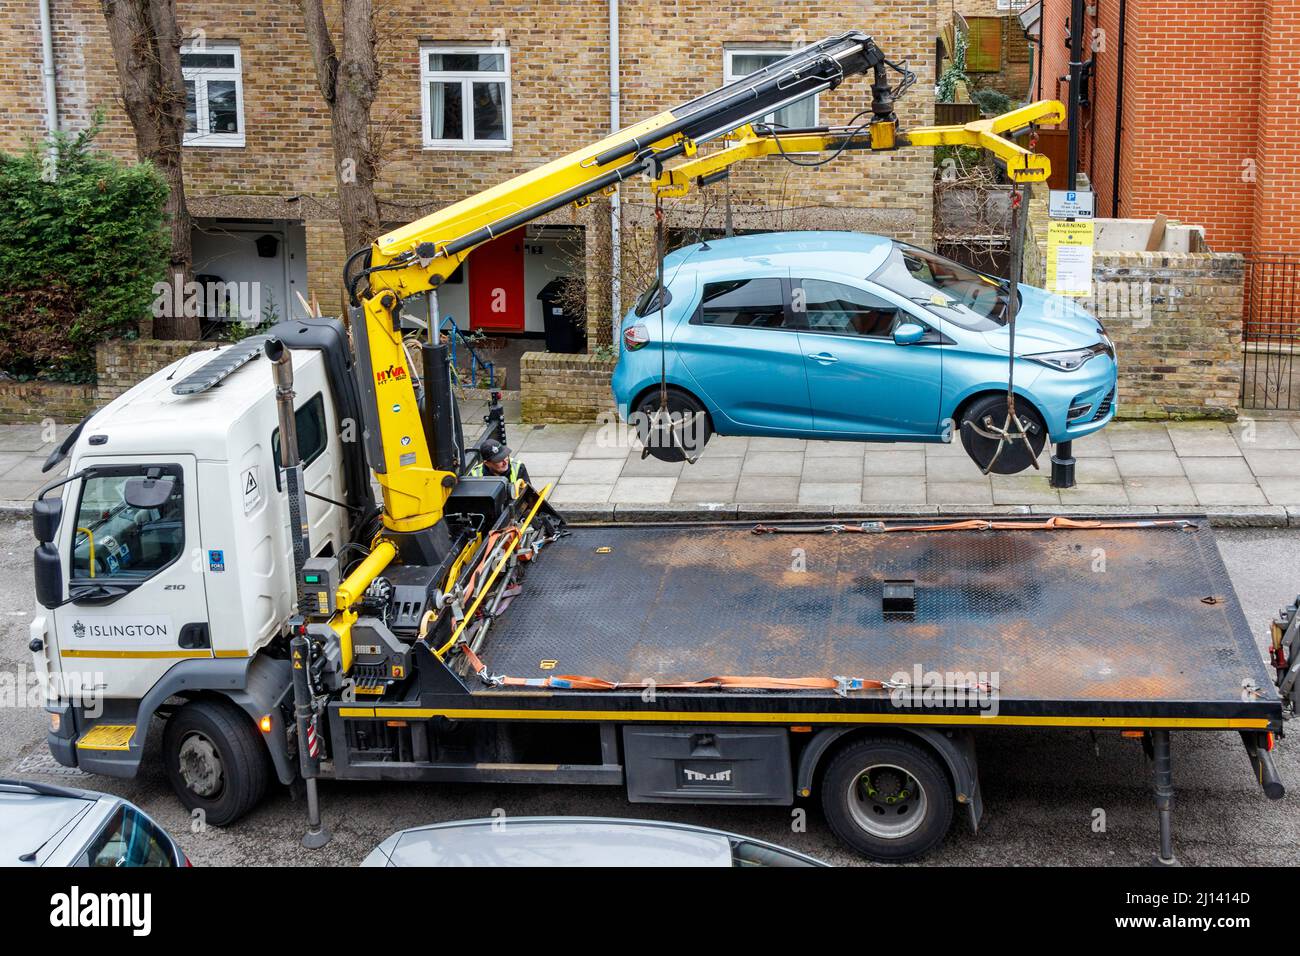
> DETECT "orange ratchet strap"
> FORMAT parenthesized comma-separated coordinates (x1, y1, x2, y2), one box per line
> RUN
(462, 527, 520, 601)
(456, 645, 991, 698)
(752, 516, 1196, 535)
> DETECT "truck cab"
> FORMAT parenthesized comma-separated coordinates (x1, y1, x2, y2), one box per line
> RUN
(31, 332, 354, 783)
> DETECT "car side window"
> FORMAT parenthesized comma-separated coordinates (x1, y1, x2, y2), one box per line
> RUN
(71, 466, 184, 583)
(792, 278, 901, 338)
(79, 806, 176, 867)
(698, 278, 786, 328)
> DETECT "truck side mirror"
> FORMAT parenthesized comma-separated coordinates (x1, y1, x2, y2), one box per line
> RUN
(33, 497, 62, 544)
(34, 543, 63, 609)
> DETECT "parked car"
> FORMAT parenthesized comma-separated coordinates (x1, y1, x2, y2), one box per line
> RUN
(361, 816, 826, 867)
(612, 231, 1117, 473)
(1, 779, 188, 867)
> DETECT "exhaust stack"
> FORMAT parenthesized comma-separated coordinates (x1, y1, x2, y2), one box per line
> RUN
(265, 338, 310, 579)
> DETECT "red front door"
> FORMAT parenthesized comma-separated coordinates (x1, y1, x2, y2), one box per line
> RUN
(468, 228, 525, 332)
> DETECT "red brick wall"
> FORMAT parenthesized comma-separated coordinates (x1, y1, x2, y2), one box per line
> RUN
(1084, 0, 1120, 218)
(1252, 0, 1300, 255)
(1125, 0, 1264, 253)
(1039, 0, 1287, 255)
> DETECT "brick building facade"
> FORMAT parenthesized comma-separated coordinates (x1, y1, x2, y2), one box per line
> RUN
(1035, 0, 1300, 257)
(1, 0, 939, 341)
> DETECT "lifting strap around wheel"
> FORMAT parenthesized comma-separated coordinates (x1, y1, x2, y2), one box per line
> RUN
(967, 181, 1040, 474)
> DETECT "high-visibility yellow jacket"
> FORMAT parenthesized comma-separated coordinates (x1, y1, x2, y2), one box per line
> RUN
(469, 459, 523, 483)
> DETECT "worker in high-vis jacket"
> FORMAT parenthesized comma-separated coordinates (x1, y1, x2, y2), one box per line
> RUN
(469, 437, 530, 486)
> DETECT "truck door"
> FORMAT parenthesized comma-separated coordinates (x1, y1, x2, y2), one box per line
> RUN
(54, 456, 211, 698)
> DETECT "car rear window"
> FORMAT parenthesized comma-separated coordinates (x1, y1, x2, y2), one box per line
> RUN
(633, 281, 672, 317)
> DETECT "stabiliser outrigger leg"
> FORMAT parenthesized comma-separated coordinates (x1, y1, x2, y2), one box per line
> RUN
(267, 338, 332, 848)
(1147, 730, 1177, 867)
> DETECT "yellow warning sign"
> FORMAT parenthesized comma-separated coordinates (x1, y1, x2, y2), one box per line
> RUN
(1046, 220, 1095, 297)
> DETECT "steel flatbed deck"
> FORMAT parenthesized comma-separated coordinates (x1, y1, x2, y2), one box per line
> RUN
(328, 515, 1287, 862)
(343, 516, 1282, 731)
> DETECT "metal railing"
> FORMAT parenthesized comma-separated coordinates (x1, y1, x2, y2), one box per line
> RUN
(1241, 256, 1300, 411)
(439, 316, 497, 391)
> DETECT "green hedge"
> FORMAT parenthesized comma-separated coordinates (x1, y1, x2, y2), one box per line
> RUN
(0, 125, 169, 382)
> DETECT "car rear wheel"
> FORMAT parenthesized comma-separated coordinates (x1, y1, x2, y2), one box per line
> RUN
(821, 737, 954, 862)
(163, 698, 270, 827)
(633, 388, 712, 462)
(958, 393, 1048, 475)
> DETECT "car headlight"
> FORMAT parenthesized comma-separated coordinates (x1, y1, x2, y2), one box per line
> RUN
(1025, 347, 1101, 372)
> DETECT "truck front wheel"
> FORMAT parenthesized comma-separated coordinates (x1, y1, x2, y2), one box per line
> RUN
(163, 699, 270, 827)
(821, 737, 954, 862)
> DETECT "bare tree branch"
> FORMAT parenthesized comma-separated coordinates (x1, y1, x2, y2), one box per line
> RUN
(301, 0, 382, 259)
(300, 0, 338, 103)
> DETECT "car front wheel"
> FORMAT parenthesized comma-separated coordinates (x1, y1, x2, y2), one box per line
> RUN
(957, 393, 1048, 474)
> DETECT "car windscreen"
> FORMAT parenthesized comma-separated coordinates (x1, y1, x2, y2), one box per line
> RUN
(870, 242, 1010, 331)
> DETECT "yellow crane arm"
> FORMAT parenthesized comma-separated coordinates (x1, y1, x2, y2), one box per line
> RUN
(347, 31, 905, 533)
(903, 99, 1066, 183)
(653, 99, 1066, 198)
(344, 20, 1059, 537)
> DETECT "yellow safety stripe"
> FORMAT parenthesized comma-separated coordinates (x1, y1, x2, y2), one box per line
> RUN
(337, 706, 1270, 731)
(60, 649, 211, 660)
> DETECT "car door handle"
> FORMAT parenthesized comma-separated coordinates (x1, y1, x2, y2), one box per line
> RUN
(807, 352, 838, 365)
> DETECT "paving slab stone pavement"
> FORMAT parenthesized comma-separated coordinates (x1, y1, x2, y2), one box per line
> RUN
(2, 417, 1298, 527)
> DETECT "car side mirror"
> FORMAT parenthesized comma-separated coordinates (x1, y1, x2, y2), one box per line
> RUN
(33, 497, 62, 544)
(893, 322, 926, 346)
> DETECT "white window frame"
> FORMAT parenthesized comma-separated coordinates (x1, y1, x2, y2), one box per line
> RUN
(723, 46, 820, 130)
(181, 42, 246, 148)
(420, 44, 513, 151)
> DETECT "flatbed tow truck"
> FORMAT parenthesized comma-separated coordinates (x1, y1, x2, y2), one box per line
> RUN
(25, 32, 1294, 863)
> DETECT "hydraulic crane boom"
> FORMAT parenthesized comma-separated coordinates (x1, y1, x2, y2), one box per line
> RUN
(343, 30, 1062, 538)
(346, 31, 907, 534)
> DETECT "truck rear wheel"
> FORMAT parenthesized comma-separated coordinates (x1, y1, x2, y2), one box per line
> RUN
(821, 737, 954, 862)
(163, 698, 270, 827)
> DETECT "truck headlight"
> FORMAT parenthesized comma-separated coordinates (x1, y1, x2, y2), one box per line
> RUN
(1026, 347, 1100, 372)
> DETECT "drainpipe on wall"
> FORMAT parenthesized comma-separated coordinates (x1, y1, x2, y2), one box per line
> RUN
(1111, 0, 1128, 218)
(38, 0, 59, 137)
(608, 0, 622, 343)
(1065, 0, 1085, 190)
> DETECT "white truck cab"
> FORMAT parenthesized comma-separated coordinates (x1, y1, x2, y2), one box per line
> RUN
(30, 322, 369, 812)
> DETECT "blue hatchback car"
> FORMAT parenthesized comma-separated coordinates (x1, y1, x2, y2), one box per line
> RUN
(612, 231, 1116, 473)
